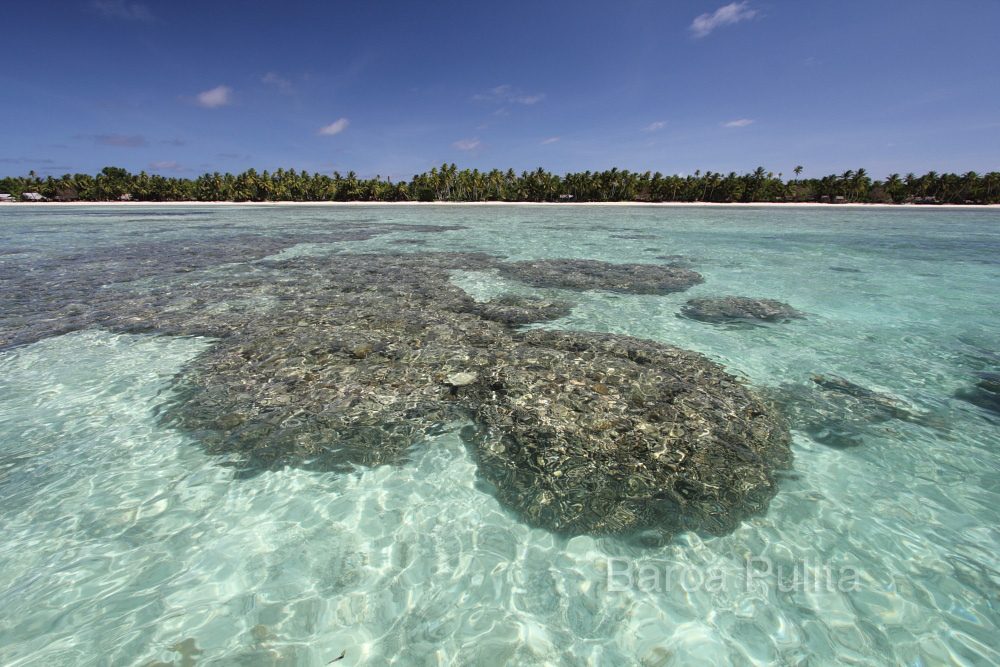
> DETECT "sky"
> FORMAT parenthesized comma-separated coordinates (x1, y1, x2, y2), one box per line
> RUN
(1, 0, 998, 180)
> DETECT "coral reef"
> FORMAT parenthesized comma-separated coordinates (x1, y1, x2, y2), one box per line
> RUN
(1, 233, 791, 538)
(680, 297, 804, 324)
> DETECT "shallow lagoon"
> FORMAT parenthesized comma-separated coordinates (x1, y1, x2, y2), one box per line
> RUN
(0, 204, 998, 665)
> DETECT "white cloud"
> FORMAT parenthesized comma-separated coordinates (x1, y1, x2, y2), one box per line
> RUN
(262, 72, 293, 92)
(453, 138, 481, 151)
(723, 118, 754, 127)
(644, 120, 667, 132)
(318, 118, 350, 136)
(541, 137, 560, 145)
(196, 85, 232, 108)
(690, 2, 757, 38)
(93, 0, 153, 21)
(474, 84, 545, 106)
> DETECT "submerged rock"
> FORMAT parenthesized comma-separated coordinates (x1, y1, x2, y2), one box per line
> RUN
(497, 258, 703, 294)
(467, 293, 574, 326)
(680, 297, 804, 324)
(654, 254, 693, 266)
(770, 374, 938, 448)
(609, 232, 658, 240)
(5, 240, 790, 539)
(445, 371, 479, 387)
(955, 371, 1000, 417)
(977, 371, 1000, 393)
(0, 223, 470, 350)
(163, 253, 789, 536)
(157, 252, 511, 470)
(464, 331, 791, 535)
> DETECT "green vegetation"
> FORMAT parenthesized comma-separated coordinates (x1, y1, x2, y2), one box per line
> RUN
(2, 165, 999, 204)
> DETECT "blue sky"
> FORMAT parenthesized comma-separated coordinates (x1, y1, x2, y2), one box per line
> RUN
(2, 0, 998, 180)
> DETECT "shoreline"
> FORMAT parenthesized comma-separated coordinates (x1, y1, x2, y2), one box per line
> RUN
(3, 200, 999, 210)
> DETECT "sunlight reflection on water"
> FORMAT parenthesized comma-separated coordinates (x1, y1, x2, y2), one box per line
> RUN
(0, 205, 997, 665)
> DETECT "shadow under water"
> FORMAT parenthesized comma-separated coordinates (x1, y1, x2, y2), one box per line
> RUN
(768, 374, 946, 449)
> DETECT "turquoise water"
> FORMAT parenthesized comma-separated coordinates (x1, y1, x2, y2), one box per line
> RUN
(0, 204, 998, 665)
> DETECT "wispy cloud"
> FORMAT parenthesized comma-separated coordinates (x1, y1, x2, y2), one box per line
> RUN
(196, 85, 232, 109)
(540, 137, 560, 145)
(723, 118, 754, 127)
(92, 0, 153, 21)
(0, 157, 55, 164)
(453, 138, 481, 151)
(160, 138, 185, 147)
(94, 134, 147, 147)
(644, 120, 667, 132)
(318, 118, 350, 136)
(149, 160, 185, 171)
(690, 2, 757, 38)
(0, 158, 74, 173)
(262, 72, 293, 93)
(515, 93, 545, 105)
(473, 84, 545, 106)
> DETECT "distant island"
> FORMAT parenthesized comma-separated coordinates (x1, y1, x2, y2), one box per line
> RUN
(2, 165, 998, 204)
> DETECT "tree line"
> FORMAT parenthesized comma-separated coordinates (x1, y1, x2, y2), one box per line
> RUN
(2, 165, 999, 204)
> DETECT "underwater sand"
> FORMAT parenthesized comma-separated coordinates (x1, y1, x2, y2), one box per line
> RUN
(0, 204, 998, 665)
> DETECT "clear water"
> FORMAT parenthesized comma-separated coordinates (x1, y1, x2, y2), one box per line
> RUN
(0, 204, 998, 666)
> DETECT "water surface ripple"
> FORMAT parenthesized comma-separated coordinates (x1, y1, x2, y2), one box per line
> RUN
(0, 204, 998, 665)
